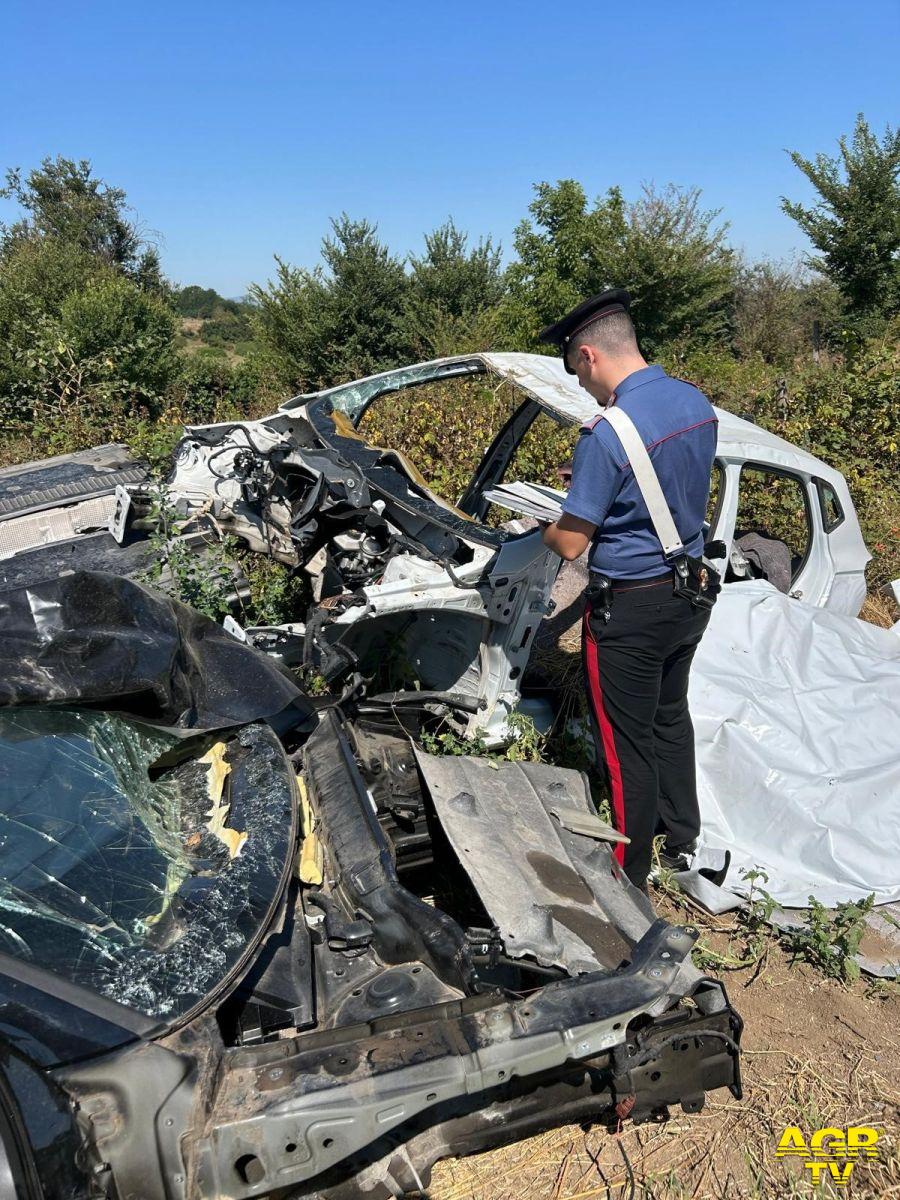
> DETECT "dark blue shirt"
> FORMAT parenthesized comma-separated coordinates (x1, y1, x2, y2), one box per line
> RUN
(562, 364, 717, 579)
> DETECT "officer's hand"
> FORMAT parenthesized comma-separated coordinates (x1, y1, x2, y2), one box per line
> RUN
(556, 460, 573, 487)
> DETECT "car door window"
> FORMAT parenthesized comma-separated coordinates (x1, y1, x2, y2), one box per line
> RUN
(733, 464, 811, 587)
(816, 479, 845, 532)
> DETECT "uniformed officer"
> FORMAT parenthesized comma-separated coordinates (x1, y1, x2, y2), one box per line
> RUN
(538, 290, 718, 893)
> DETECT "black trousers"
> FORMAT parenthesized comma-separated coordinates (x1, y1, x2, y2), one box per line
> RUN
(581, 575, 713, 887)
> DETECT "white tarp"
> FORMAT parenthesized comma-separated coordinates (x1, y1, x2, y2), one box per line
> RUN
(689, 581, 900, 907)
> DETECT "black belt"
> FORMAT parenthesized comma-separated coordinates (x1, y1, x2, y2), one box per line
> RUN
(589, 570, 672, 593)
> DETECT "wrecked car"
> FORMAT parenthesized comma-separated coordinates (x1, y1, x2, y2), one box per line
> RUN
(0, 352, 870, 1196)
(0, 353, 870, 743)
(0, 569, 741, 1199)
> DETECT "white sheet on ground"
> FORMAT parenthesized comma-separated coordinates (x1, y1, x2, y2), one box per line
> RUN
(689, 581, 900, 907)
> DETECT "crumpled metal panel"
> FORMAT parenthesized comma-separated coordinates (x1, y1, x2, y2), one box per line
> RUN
(414, 750, 658, 974)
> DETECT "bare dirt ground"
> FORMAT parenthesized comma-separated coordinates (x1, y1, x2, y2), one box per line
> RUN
(429, 889, 900, 1199)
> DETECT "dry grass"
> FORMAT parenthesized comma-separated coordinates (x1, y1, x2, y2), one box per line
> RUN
(860, 590, 898, 629)
(432, 1052, 899, 1198)
(430, 898, 900, 1200)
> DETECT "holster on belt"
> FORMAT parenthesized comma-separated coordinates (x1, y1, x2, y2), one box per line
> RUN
(586, 573, 613, 621)
(671, 553, 722, 609)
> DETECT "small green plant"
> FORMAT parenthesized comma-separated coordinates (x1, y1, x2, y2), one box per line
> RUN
(780, 893, 876, 984)
(140, 485, 239, 621)
(235, 549, 310, 627)
(297, 666, 329, 697)
(419, 727, 492, 758)
(683, 867, 780, 973)
(742, 868, 779, 931)
(419, 712, 547, 765)
(503, 712, 546, 763)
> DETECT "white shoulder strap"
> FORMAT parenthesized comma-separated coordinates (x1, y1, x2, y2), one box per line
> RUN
(601, 406, 684, 558)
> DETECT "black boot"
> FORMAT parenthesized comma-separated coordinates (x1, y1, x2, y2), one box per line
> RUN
(657, 838, 698, 873)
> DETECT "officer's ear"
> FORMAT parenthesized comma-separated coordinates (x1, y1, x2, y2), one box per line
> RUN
(574, 343, 598, 373)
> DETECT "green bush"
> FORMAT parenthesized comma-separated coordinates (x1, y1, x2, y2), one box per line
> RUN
(670, 329, 900, 586)
(59, 274, 176, 399)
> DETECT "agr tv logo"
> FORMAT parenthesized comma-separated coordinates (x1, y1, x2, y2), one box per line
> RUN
(775, 1125, 880, 1186)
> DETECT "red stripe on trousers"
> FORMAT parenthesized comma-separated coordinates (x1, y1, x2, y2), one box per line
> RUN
(583, 611, 627, 866)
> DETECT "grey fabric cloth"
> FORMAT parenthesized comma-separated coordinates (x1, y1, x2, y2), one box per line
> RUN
(735, 531, 792, 594)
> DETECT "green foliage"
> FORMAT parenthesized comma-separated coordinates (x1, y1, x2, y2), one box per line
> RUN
(358, 376, 577, 508)
(418, 713, 546, 765)
(1, 156, 164, 290)
(502, 712, 546, 762)
(60, 274, 176, 395)
(234, 550, 311, 627)
(0, 157, 178, 458)
(0, 256, 177, 439)
(250, 216, 410, 390)
(141, 488, 240, 621)
(782, 115, 900, 326)
(140, 487, 310, 626)
(733, 260, 843, 364)
(686, 868, 780, 973)
(199, 309, 253, 350)
(174, 285, 254, 354)
(500, 180, 736, 356)
(779, 894, 876, 984)
(173, 354, 247, 423)
(419, 727, 493, 758)
(174, 285, 234, 318)
(403, 220, 505, 356)
(358, 375, 519, 501)
(125, 419, 185, 471)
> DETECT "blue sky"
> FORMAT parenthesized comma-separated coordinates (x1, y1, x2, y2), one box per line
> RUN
(3, 0, 897, 296)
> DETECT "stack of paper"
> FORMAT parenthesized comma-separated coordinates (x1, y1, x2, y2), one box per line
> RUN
(482, 481, 566, 524)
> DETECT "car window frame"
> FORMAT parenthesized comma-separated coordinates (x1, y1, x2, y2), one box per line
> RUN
(815, 477, 846, 534)
(735, 459, 815, 585)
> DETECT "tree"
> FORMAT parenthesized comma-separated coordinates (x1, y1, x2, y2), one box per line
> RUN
(500, 181, 736, 356)
(782, 115, 900, 323)
(250, 216, 410, 389)
(0, 156, 164, 291)
(403, 220, 505, 355)
(0, 157, 176, 433)
(174, 285, 223, 318)
(733, 260, 843, 364)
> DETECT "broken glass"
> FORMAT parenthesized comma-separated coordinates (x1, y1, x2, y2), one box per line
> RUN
(0, 709, 295, 1020)
(322, 360, 484, 422)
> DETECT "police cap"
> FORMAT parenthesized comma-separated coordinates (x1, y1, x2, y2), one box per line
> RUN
(538, 288, 632, 373)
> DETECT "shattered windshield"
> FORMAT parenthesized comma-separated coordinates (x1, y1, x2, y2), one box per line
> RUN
(317, 359, 484, 423)
(0, 709, 295, 1021)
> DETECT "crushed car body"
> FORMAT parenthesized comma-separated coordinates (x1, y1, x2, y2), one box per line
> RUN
(0, 353, 870, 746)
(0, 351, 882, 1196)
(0, 571, 741, 1199)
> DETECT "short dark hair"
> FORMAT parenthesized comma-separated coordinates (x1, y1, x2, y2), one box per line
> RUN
(567, 309, 639, 364)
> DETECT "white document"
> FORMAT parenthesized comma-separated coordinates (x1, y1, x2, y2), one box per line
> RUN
(483, 481, 566, 524)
